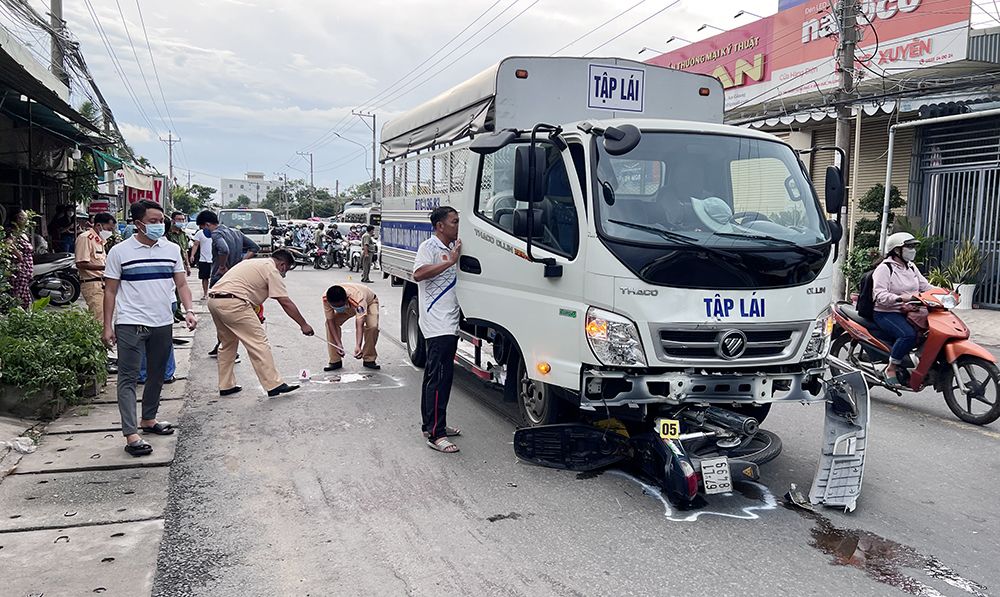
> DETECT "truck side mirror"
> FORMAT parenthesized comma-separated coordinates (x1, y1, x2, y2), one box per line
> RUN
(824, 166, 844, 214)
(514, 145, 546, 203)
(470, 129, 517, 155)
(603, 124, 641, 156)
(828, 219, 843, 262)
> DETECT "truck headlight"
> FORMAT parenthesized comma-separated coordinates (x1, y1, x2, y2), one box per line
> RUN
(803, 307, 834, 360)
(586, 307, 647, 367)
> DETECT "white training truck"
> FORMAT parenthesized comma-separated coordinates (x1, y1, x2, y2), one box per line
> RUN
(379, 57, 869, 509)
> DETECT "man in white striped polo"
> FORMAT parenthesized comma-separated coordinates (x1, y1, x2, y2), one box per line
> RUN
(103, 200, 199, 457)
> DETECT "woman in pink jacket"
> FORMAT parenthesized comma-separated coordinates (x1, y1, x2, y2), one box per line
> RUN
(872, 232, 935, 384)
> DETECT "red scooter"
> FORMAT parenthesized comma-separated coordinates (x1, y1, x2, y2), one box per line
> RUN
(830, 290, 1000, 425)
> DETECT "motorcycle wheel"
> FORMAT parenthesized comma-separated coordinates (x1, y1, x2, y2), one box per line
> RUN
(45, 275, 81, 306)
(942, 356, 1000, 425)
(317, 256, 334, 270)
(685, 429, 783, 466)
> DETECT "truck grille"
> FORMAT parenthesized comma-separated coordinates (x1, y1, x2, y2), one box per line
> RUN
(658, 328, 797, 361)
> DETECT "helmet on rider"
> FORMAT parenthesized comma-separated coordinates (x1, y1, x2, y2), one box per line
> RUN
(885, 232, 918, 257)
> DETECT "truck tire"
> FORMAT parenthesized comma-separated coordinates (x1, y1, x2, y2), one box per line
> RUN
(506, 350, 560, 427)
(405, 296, 426, 368)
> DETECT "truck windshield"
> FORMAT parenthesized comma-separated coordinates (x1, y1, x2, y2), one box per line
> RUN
(220, 210, 270, 234)
(595, 132, 829, 249)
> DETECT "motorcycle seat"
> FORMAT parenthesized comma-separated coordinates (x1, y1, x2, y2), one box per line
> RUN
(838, 302, 895, 344)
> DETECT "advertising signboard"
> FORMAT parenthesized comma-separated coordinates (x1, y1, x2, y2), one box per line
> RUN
(645, 0, 971, 111)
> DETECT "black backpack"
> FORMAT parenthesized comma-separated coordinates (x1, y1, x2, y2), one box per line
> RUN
(856, 263, 889, 319)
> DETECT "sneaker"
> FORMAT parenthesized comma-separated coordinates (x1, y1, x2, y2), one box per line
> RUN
(208, 348, 218, 358)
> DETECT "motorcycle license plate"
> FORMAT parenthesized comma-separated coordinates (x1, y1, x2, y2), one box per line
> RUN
(701, 457, 733, 495)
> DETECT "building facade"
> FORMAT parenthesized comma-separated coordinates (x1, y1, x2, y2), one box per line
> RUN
(219, 171, 281, 206)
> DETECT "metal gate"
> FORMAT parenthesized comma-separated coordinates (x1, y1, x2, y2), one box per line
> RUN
(915, 116, 1000, 308)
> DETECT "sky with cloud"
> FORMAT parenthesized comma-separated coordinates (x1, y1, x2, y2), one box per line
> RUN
(37, 0, 999, 198)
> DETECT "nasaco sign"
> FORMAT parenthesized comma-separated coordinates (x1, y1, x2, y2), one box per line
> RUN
(646, 0, 971, 111)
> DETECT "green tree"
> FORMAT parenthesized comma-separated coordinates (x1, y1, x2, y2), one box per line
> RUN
(228, 194, 251, 209)
(171, 186, 201, 215)
(77, 100, 102, 129)
(347, 179, 381, 202)
(69, 152, 98, 205)
(853, 184, 904, 250)
(189, 185, 217, 207)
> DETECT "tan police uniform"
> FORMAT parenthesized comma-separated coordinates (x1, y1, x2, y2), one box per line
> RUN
(323, 283, 379, 364)
(74, 229, 106, 321)
(207, 259, 287, 392)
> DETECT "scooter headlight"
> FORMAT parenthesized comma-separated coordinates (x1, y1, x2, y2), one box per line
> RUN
(932, 293, 957, 310)
(586, 307, 647, 367)
(803, 307, 834, 361)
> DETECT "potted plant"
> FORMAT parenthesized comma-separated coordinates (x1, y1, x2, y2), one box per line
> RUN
(947, 241, 983, 310)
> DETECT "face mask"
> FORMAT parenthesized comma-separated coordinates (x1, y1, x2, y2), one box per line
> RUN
(99, 230, 113, 242)
(902, 247, 917, 262)
(332, 305, 348, 314)
(143, 223, 166, 241)
(203, 228, 212, 238)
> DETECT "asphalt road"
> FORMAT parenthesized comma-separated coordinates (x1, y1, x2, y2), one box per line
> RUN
(153, 266, 1000, 597)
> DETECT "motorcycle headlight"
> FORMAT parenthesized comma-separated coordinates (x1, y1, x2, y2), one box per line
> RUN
(803, 307, 834, 361)
(586, 307, 647, 367)
(932, 293, 957, 310)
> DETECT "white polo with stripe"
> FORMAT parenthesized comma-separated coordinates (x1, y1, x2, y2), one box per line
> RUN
(104, 235, 185, 327)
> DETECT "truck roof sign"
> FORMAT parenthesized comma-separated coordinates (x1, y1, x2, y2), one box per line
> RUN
(588, 64, 645, 113)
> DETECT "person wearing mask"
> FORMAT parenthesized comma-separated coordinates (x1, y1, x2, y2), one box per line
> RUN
(167, 212, 191, 322)
(189, 219, 214, 300)
(103, 200, 198, 457)
(322, 283, 380, 372)
(413, 206, 463, 453)
(872, 232, 937, 385)
(75, 213, 115, 321)
(360, 225, 377, 283)
(207, 249, 314, 397)
(4, 207, 33, 309)
(196, 209, 259, 359)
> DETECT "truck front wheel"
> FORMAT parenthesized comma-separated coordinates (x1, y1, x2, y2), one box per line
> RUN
(506, 350, 560, 426)
(405, 296, 426, 368)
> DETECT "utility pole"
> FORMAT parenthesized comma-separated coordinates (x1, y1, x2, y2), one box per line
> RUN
(274, 172, 288, 219)
(49, 0, 68, 86)
(353, 111, 377, 203)
(160, 131, 180, 210)
(297, 151, 314, 217)
(832, 0, 857, 300)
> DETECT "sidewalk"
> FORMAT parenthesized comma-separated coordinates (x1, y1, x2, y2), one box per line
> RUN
(956, 307, 1000, 348)
(0, 304, 207, 596)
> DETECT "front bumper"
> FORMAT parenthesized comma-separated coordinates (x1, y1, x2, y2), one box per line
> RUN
(581, 363, 828, 407)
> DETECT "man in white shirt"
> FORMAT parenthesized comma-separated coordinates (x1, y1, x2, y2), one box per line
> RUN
(189, 224, 214, 300)
(413, 206, 462, 453)
(104, 200, 198, 457)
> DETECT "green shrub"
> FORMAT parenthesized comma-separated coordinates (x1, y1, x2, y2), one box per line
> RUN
(853, 184, 904, 249)
(842, 246, 882, 294)
(0, 300, 106, 402)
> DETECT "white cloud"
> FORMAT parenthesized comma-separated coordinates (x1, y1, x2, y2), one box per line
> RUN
(119, 122, 155, 143)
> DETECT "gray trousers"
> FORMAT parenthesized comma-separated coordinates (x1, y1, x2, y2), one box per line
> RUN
(361, 254, 372, 280)
(116, 324, 172, 436)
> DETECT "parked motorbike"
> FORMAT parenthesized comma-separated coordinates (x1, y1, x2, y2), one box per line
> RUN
(312, 241, 334, 270)
(283, 242, 315, 270)
(830, 290, 1000, 425)
(30, 252, 80, 306)
(347, 239, 362, 272)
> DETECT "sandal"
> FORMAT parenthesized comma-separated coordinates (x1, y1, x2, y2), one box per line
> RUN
(140, 422, 175, 435)
(423, 427, 461, 439)
(427, 437, 460, 453)
(124, 440, 152, 457)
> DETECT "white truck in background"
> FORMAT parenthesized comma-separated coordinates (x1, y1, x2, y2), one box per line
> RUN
(378, 56, 869, 509)
(218, 208, 277, 255)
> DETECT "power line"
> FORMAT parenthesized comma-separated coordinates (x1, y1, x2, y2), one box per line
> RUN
(549, 0, 651, 56)
(297, 0, 508, 154)
(112, 0, 165, 125)
(584, 1, 680, 57)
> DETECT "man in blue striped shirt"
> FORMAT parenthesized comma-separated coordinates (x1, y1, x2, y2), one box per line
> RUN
(104, 200, 199, 457)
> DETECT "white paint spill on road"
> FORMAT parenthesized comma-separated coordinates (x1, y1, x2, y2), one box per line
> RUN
(608, 471, 778, 522)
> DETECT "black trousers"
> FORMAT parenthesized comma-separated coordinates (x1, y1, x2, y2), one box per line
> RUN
(421, 334, 458, 441)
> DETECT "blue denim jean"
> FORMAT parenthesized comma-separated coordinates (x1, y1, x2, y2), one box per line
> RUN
(873, 311, 918, 365)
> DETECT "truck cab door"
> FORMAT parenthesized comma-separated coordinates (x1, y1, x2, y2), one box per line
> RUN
(458, 141, 587, 391)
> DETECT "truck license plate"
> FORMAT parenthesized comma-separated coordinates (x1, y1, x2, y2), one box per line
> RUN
(701, 457, 733, 495)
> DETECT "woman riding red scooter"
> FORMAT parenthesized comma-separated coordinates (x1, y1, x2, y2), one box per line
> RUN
(831, 232, 1000, 425)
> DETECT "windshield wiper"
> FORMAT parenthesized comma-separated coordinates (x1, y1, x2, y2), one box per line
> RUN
(607, 219, 739, 260)
(712, 231, 825, 257)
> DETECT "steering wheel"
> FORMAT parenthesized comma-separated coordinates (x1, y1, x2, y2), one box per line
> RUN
(733, 211, 773, 226)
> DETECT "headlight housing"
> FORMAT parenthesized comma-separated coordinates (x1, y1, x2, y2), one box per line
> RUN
(586, 307, 647, 367)
(932, 293, 957, 310)
(803, 307, 834, 360)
